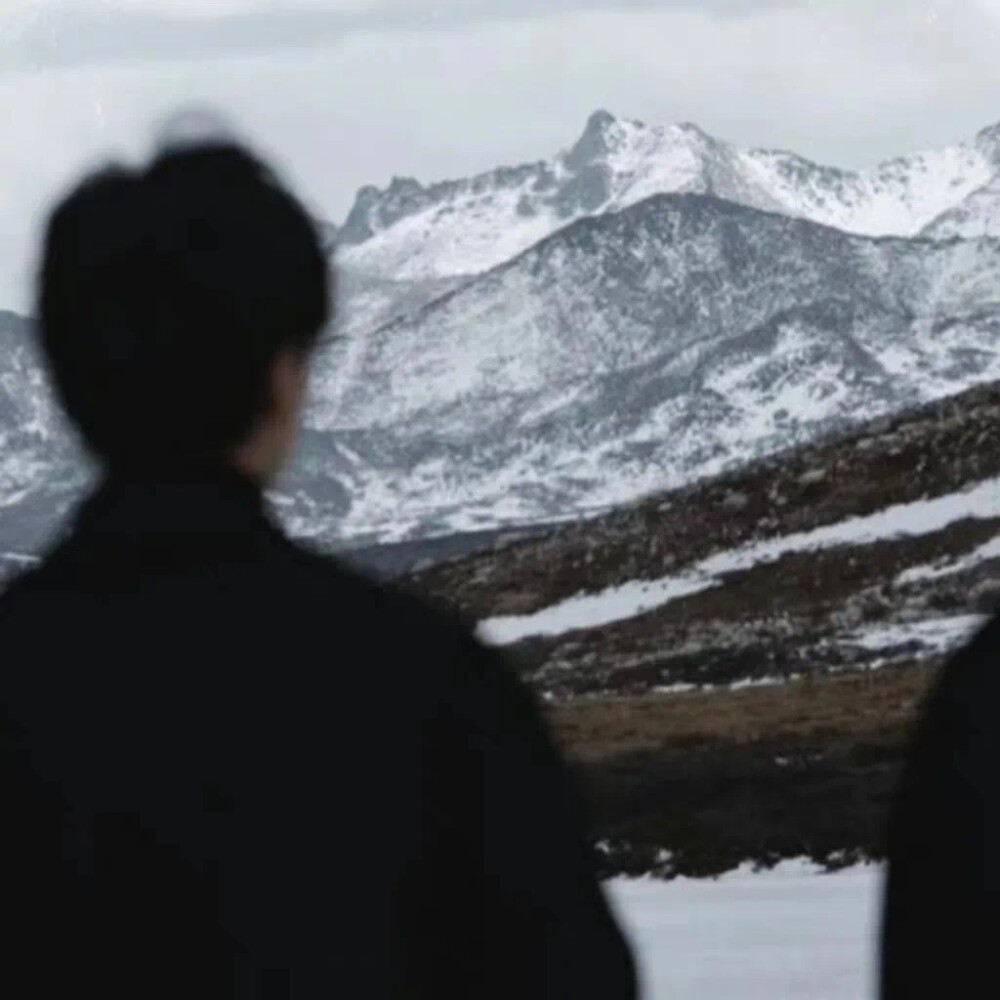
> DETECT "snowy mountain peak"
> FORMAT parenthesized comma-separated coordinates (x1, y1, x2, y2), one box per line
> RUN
(569, 108, 617, 155)
(975, 120, 1000, 164)
(334, 112, 1000, 287)
(563, 110, 615, 169)
(339, 175, 435, 246)
(562, 108, 666, 169)
(587, 108, 617, 130)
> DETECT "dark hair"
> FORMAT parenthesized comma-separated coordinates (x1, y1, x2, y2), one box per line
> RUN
(36, 139, 332, 469)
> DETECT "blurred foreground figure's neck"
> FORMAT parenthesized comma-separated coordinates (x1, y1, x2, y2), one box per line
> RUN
(230, 429, 288, 486)
(230, 349, 308, 486)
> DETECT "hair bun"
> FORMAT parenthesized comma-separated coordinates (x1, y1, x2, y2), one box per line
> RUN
(155, 106, 241, 156)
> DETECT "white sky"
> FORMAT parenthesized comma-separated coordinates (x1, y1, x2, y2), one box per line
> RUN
(0, 0, 998, 312)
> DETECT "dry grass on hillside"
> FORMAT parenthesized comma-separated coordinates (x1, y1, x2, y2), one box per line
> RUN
(546, 662, 937, 762)
(543, 665, 944, 878)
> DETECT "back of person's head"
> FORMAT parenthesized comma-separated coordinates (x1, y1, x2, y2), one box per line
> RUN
(36, 133, 331, 472)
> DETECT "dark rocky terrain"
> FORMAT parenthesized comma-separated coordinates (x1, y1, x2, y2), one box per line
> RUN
(402, 382, 1000, 878)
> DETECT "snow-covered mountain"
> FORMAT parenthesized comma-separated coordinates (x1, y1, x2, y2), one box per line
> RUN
(297, 194, 1000, 544)
(336, 111, 1000, 291)
(0, 312, 90, 553)
(5, 115, 1000, 560)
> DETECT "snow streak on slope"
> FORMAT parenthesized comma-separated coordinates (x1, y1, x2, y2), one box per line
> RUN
(841, 614, 987, 656)
(897, 534, 1000, 585)
(478, 477, 1000, 644)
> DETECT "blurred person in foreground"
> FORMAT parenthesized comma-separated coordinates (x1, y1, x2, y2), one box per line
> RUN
(0, 128, 636, 999)
(880, 612, 998, 997)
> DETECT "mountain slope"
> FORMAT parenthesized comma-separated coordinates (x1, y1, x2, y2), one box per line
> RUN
(394, 383, 1000, 878)
(403, 380, 1000, 878)
(921, 174, 1000, 239)
(0, 312, 90, 553)
(408, 379, 1000, 697)
(298, 193, 1000, 543)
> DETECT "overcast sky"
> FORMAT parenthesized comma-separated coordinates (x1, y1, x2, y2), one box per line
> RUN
(0, 0, 998, 311)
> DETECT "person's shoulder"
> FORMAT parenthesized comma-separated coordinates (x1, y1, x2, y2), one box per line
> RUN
(278, 537, 527, 691)
(0, 563, 63, 649)
(968, 610, 1000, 649)
(940, 611, 1000, 676)
(0, 564, 46, 619)
(911, 611, 1000, 738)
(277, 536, 485, 650)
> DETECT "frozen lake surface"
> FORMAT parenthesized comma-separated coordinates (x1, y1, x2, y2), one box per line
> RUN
(605, 860, 884, 1000)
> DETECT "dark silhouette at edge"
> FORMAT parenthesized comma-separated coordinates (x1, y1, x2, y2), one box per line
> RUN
(880, 614, 999, 997)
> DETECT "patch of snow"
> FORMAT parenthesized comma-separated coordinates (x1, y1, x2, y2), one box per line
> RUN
(338, 184, 563, 283)
(922, 175, 1000, 239)
(1, 552, 40, 565)
(478, 478, 1000, 644)
(651, 673, 805, 696)
(841, 614, 987, 656)
(728, 675, 796, 691)
(478, 574, 720, 645)
(605, 860, 884, 1000)
(766, 477, 1000, 549)
(896, 532, 1000, 584)
(651, 682, 700, 695)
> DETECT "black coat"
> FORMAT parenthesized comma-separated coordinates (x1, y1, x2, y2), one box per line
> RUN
(0, 467, 636, 999)
(880, 613, 1000, 998)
